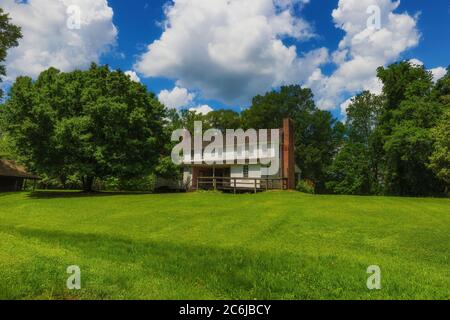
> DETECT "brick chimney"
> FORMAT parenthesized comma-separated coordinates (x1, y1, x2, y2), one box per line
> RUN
(282, 118, 295, 190)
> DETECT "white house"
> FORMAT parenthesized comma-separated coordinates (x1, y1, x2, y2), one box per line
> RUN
(182, 119, 296, 192)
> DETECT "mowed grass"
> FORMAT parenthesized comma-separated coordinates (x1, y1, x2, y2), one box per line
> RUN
(0, 191, 449, 300)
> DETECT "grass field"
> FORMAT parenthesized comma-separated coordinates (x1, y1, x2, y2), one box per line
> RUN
(0, 191, 449, 300)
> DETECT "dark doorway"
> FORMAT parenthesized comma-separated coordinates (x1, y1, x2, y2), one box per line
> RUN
(0, 177, 24, 192)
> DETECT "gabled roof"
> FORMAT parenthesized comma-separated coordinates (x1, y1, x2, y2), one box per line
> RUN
(0, 159, 40, 179)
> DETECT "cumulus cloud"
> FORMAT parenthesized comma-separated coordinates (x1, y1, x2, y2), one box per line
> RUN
(136, 0, 426, 112)
(158, 86, 212, 114)
(314, 0, 420, 110)
(408, 58, 424, 66)
(189, 104, 214, 115)
(135, 0, 323, 105)
(1, 0, 117, 79)
(124, 70, 141, 83)
(430, 67, 447, 82)
(158, 86, 195, 109)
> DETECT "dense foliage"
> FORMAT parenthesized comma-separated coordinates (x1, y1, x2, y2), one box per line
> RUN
(0, 49, 447, 196)
(0, 8, 21, 159)
(0, 7, 21, 99)
(327, 62, 449, 196)
(0, 64, 166, 191)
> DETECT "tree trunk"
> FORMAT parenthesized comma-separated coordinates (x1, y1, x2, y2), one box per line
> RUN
(81, 176, 95, 193)
(60, 175, 67, 189)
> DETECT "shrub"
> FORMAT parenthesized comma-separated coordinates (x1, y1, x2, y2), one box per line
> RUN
(100, 175, 156, 192)
(296, 180, 315, 194)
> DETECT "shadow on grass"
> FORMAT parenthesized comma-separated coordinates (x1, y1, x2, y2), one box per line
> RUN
(0, 224, 376, 300)
(27, 190, 154, 199)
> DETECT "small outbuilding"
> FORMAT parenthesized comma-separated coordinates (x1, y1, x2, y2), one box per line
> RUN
(0, 159, 40, 192)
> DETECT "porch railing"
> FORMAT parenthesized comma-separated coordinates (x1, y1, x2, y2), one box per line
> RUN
(196, 177, 288, 193)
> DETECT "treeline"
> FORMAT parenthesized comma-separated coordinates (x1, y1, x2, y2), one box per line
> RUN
(328, 63, 450, 196)
(167, 86, 344, 194)
(167, 62, 450, 196)
(0, 62, 448, 196)
(0, 64, 177, 192)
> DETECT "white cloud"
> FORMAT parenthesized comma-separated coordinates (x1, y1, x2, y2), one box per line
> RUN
(339, 97, 353, 118)
(408, 58, 424, 66)
(135, 0, 323, 105)
(189, 104, 213, 115)
(158, 86, 195, 109)
(314, 0, 420, 110)
(158, 86, 213, 114)
(2, 0, 118, 79)
(136, 0, 425, 112)
(430, 67, 447, 82)
(124, 70, 141, 83)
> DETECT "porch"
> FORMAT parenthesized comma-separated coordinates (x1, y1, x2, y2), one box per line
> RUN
(196, 176, 288, 193)
(184, 163, 289, 193)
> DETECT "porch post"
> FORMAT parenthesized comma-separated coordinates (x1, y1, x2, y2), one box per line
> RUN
(213, 165, 216, 190)
(282, 118, 296, 190)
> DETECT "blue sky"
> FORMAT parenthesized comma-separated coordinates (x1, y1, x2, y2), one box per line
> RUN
(2, 0, 449, 119)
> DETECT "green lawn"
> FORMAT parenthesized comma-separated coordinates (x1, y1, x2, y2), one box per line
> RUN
(0, 191, 449, 300)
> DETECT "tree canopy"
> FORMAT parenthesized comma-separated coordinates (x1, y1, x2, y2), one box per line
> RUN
(0, 8, 22, 99)
(327, 92, 383, 195)
(0, 64, 166, 191)
(0, 55, 447, 196)
(328, 62, 449, 196)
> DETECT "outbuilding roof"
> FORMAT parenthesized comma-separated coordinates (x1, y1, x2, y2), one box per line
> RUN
(0, 159, 40, 180)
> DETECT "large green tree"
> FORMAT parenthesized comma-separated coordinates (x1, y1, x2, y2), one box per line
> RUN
(428, 110, 450, 190)
(376, 61, 446, 195)
(1, 64, 166, 192)
(327, 92, 383, 195)
(428, 69, 450, 191)
(0, 131, 13, 159)
(377, 61, 434, 111)
(0, 8, 21, 159)
(0, 8, 21, 99)
(242, 85, 316, 129)
(326, 142, 372, 195)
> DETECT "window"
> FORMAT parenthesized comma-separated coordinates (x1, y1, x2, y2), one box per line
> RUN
(243, 165, 249, 178)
